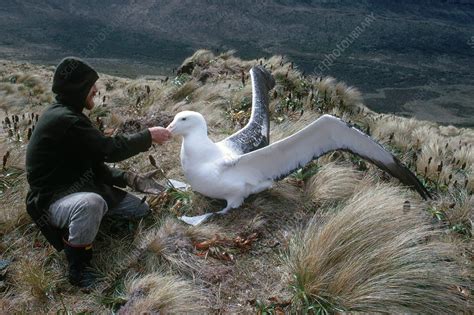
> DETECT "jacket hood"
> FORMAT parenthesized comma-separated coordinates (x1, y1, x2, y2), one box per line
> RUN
(52, 57, 99, 111)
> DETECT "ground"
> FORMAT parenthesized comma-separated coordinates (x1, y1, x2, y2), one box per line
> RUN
(0, 50, 472, 313)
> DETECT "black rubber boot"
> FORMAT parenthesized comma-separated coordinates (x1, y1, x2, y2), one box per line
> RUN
(63, 242, 96, 290)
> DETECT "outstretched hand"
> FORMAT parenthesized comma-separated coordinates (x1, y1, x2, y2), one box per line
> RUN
(148, 127, 171, 145)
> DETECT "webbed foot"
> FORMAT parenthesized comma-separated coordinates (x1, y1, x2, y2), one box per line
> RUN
(179, 213, 214, 226)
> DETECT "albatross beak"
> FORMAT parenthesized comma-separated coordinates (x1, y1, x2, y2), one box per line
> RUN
(166, 123, 175, 134)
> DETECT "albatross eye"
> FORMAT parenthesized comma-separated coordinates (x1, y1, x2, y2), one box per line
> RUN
(181, 117, 187, 121)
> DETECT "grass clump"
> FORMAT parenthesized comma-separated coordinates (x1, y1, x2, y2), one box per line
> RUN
(119, 272, 205, 314)
(305, 162, 362, 207)
(285, 184, 468, 313)
(13, 253, 61, 303)
(171, 80, 199, 102)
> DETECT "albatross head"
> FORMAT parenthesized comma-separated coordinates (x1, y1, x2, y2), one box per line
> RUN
(166, 111, 207, 136)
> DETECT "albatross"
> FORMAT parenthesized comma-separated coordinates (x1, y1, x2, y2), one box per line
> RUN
(166, 66, 430, 225)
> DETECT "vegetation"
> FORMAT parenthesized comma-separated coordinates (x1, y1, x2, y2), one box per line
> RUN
(0, 50, 472, 313)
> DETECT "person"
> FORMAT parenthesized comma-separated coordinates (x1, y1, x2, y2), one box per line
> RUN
(25, 57, 171, 288)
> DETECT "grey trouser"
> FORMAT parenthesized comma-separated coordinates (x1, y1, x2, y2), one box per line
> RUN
(48, 192, 149, 246)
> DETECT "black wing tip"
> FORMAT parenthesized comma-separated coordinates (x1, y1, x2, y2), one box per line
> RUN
(413, 181, 432, 200)
(251, 65, 275, 91)
(420, 185, 432, 200)
(394, 159, 432, 200)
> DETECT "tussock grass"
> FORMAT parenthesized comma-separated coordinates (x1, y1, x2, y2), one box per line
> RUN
(140, 218, 221, 274)
(0, 82, 18, 95)
(120, 272, 205, 314)
(273, 65, 303, 93)
(314, 76, 336, 96)
(334, 81, 362, 110)
(3, 72, 53, 106)
(105, 111, 125, 130)
(217, 49, 237, 60)
(271, 111, 322, 142)
(412, 125, 441, 149)
(0, 91, 23, 114)
(286, 185, 468, 313)
(92, 231, 141, 288)
(306, 162, 362, 207)
(415, 138, 454, 185)
(192, 81, 233, 105)
(182, 99, 230, 128)
(0, 152, 30, 235)
(372, 116, 422, 150)
(171, 80, 199, 101)
(439, 125, 461, 137)
(13, 251, 61, 302)
(467, 169, 474, 194)
(453, 145, 474, 170)
(182, 49, 215, 68)
(434, 191, 473, 237)
(1, 53, 473, 313)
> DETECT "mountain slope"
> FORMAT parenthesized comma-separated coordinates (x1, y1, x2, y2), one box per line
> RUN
(1, 0, 473, 125)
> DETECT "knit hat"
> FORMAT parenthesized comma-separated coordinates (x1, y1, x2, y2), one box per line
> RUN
(52, 57, 99, 110)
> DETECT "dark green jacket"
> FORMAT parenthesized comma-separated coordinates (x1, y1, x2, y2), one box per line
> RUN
(25, 102, 152, 250)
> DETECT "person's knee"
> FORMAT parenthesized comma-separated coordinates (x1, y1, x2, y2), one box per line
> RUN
(65, 193, 108, 245)
(72, 193, 108, 222)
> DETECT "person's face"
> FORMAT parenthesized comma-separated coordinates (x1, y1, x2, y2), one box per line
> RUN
(85, 84, 98, 110)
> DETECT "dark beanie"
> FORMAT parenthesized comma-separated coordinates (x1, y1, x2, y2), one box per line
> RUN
(52, 57, 99, 110)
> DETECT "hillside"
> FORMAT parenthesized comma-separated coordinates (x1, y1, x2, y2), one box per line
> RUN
(1, 0, 474, 126)
(0, 51, 472, 313)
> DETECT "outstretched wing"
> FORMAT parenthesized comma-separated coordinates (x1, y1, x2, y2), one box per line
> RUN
(229, 114, 430, 199)
(219, 65, 275, 155)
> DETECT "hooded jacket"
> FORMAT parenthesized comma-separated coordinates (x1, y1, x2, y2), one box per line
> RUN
(25, 57, 152, 250)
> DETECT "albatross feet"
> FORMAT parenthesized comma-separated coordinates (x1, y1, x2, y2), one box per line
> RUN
(179, 213, 214, 226)
(179, 207, 232, 226)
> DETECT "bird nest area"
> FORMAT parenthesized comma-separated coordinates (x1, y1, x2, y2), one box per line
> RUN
(0, 52, 473, 313)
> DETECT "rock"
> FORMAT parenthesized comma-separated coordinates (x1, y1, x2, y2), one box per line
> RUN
(177, 61, 195, 75)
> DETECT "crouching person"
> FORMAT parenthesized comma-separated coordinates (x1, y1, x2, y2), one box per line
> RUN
(25, 57, 171, 289)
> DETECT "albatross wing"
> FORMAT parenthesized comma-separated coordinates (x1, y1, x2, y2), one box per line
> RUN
(219, 66, 275, 155)
(229, 114, 431, 199)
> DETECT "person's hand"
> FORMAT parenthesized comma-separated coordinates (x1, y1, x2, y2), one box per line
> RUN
(148, 127, 171, 145)
(124, 170, 165, 195)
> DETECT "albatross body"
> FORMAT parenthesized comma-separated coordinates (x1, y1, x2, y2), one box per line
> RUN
(167, 66, 430, 225)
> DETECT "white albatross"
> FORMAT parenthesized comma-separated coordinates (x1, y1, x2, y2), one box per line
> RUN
(166, 66, 430, 225)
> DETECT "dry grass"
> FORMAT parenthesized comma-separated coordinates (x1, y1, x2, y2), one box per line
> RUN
(2, 72, 54, 106)
(286, 184, 469, 313)
(305, 162, 362, 207)
(181, 49, 215, 68)
(453, 145, 474, 169)
(371, 116, 422, 150)
(140, 218, 219, 274)
(416, 138, 450, 182)
(120, 272, 206, 314)
(467, 168, 474, 194)
(434, 191, 473, 236)
(412, 125, 440, 148)
(11, 249, 62, 303)
(334, 81, 362, 111)
(171, 79, 199, 102)
(0, 54, 472, 313)
(0, 150, 30, 236)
